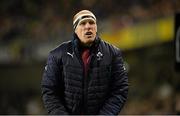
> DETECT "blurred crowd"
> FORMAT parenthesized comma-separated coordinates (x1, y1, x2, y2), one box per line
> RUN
(0, 0, 180, 63)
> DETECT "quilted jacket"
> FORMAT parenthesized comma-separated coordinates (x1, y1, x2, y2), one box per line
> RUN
(41, 34, 128, 115)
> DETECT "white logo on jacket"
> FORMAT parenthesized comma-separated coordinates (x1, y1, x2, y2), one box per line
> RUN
(67, 52, 74, 58)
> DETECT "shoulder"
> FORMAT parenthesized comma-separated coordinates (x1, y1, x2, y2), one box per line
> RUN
(49, 40, 72, 58)
(100, 39, 122, 56)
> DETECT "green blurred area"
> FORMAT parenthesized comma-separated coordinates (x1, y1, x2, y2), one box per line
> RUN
(0, 0, 180, 114)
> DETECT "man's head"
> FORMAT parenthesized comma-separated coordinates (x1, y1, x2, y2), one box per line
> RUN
(73, 10, 97, 46)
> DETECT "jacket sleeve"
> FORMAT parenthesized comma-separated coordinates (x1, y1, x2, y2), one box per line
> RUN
(99, 49, 128, 115)
(41, 52, 68, 114)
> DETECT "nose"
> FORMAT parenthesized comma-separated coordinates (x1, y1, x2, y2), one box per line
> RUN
(85, 22, 91, 29)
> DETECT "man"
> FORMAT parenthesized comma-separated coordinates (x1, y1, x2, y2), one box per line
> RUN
(41, 10, 128, 115)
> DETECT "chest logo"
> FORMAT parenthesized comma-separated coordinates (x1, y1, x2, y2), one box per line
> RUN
(96, 51, 103, 60)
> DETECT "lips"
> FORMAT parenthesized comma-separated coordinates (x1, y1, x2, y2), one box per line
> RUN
(85, 32, 93, 35)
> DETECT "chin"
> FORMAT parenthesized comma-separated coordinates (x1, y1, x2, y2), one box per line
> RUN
(88, 38, 95, 42)
(83, 40, 94, 46)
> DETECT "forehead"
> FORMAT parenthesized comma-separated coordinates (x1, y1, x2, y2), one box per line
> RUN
(79, 19, 96, 24)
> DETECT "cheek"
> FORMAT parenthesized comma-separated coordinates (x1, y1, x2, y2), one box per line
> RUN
(75, 29, 82, 35)
(75, 29, 85, 39)
(94, 26, 97, 32)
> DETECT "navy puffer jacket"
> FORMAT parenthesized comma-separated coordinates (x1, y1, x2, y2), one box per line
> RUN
(41, 35, 128, 115)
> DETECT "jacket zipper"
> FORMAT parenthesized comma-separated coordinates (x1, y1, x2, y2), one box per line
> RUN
(73, 47, 85, 113)
(83, 53, 95, 114)
(74, 47, 96, 114)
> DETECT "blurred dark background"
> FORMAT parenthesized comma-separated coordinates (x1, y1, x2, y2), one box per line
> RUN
(0, 0, 180, 114)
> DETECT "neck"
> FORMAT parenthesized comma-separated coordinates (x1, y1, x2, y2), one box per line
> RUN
(80, 42, 93, 48)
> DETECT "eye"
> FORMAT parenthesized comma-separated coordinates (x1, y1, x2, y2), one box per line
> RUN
(80, 21, 86, 25)
(89, 21, 95, 25)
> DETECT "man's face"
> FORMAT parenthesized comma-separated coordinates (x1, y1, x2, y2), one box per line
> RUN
(75, 19, 97, 45)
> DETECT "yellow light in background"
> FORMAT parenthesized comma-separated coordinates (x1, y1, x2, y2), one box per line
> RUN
(101, 16, 174, 50)
(156, 17, 174, 42)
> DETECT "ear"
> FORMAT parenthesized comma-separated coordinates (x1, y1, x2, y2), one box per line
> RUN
(75, 28, 77, 34)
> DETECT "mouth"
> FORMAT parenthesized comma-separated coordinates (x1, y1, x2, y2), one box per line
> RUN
(85, 32, 93, 35)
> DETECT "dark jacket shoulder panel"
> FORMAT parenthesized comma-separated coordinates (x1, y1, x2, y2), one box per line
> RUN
(100, 40, 122, 59)
(49, 41, 72, 61)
